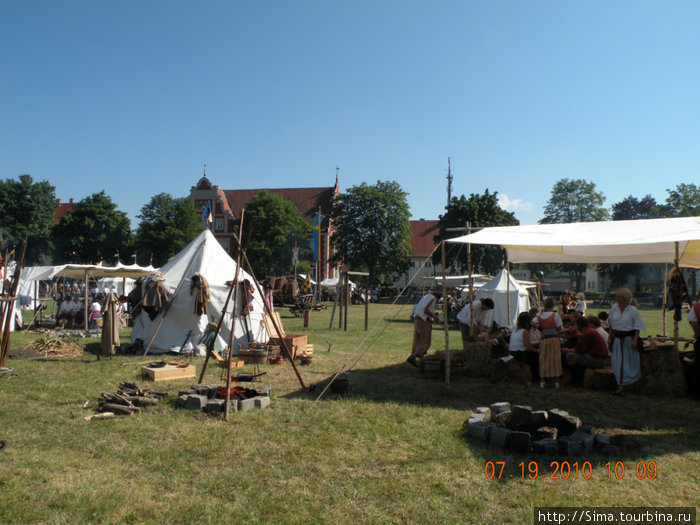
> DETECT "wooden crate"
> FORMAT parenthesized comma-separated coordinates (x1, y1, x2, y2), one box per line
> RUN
(141, 364, 196, 382)
(263, 312, 307, 359)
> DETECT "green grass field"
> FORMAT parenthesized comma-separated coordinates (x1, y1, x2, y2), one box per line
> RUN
(1, 304, 698, 524)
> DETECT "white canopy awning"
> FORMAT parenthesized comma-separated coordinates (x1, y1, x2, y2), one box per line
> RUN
(20, 263, 155, 281)
(447, 217, 700, 268)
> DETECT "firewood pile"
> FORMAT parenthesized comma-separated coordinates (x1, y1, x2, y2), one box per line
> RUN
(26, 337, 84, 358)
(87, 381, 168, 420)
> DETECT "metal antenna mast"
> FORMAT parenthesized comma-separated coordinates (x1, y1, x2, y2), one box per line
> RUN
(446, 157, 453, 206)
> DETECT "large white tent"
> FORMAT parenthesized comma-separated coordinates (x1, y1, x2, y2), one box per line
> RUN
(447, 217, 700, 267)
(474, 269, 530, 328)
(131, 229, 267, 354)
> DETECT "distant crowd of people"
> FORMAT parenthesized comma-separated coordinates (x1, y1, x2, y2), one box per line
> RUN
(53, 280, 129, 329)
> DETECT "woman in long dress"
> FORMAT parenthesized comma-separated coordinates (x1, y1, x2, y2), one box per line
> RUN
(607, 288, 645, 395)
(532, 296, 563, 388)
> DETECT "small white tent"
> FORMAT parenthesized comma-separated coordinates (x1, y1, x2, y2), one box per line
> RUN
(131, 230, 268, 354)
(475, 269, 530, 328)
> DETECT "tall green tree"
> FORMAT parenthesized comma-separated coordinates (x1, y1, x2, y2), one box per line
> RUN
(436, 190, 518, 274)
(237, 190, 310, 278)
(540, 178, 609, 224)
(540, 178, 608, 291)
(53, 191, 132, 264)
(659, 183, 700, 217)
(330, 180, 411, 285)
(133, 193, 203, 267)
(0, 174, 57, 264)
(611, 194, 660, 220)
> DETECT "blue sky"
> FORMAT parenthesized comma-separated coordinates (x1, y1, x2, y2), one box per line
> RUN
(2, 1, 699, 228)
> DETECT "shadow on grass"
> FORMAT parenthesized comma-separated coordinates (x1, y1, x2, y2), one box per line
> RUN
(283, 360, 700, 463)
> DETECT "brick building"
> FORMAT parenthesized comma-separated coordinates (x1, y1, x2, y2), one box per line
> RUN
(189, 173, 340, 280)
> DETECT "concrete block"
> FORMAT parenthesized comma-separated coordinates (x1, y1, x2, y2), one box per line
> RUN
(533, 426, 558, 441)
(569, 430, 595, 450)
(559, 415, 582, 436)
(254, 396, 270, 409)
(530, 410, 548, 428)
(533, 438, 559, 454)
(507, 405, 532, 430)
(547, 408, 569, 429)
(492, 411, 511, 427)
(579, 423, 596, 435)
(508, 431, 532, 453)
(204, 399, 225, 413)
(238, 397, 256, 412)
(185, 394, 208, 410)
(175, 395, 188, 408)
(260, 385, 272, 397)
(475, 406, 491, 420)
(490, 402, 511, 419)
(468, 412, 488, 423)
(558, 436, 583, 455)
(594, 433, 611, 449)
(468, 421, 495, 442)
(490, 427, 510, 449)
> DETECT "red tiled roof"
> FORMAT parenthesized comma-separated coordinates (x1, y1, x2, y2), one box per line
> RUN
(410, 220, 439, 257)
(223, 187, 337, 226)
(53, 202, 75, 223)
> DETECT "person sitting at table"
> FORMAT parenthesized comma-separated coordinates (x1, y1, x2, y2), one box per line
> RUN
(563, 316, 610, 386)
(57, 295, 81, 328)
(587, 314, 608, 340)
(573, 292, 587, 315)
(532, 296, 563, 389)
(88, 295, 103, 329)
(598, 310, 610, 331)
(508, 311, 540, 385)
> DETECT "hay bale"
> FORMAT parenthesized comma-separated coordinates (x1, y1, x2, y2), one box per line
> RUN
(639, 347, 686, 397)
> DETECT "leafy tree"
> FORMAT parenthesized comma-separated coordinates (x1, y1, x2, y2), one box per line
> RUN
(237, 190, 310, 278)
(436, 190, 518, 274)
(540, 179, 608, 291)
(540, 178, 609, 224)
(330, 180, 411, 285)
(659, 183, 700, 217)
(133, 193, 203, 267)
(52, 191, 132, 264)
(611, 194, 660, 220)
(0, 174, 57, 264)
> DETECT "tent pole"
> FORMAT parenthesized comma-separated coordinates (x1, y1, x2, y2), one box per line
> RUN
(142, 239, 206, 356)
(674, 242, 679, 351)
(505, 251, 510, 327)
(467, 222, 474, 337)
(441, 240, 450, 386)
(662, 263, 668, 337)
(225, 210, 245, 420)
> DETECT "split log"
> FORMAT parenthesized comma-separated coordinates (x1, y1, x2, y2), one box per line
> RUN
(99, 403, 140, 415)
(84, 412, 115, 421)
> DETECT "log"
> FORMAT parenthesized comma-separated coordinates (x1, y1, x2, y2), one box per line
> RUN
(99, 403, 140, 415)
(84, 412, 115, 421)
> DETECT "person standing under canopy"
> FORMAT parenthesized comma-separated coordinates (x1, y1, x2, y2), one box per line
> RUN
(456, 297, 495, 347)
(608, 288, 645, 396)
(407, 290, 442, 367)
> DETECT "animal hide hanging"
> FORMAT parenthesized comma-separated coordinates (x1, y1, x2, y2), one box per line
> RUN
(190, 273, 210, 316)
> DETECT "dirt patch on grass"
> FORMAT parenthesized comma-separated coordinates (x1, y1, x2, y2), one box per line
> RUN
(7, 346, 42, 359)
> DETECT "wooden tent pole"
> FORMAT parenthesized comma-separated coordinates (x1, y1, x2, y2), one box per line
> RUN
(674, 242, 680, 351)
(662, 263, 668, 337)
(441, 240, 450, 386)
(225, 210, 245, 420)
(142, 239, 206, 356)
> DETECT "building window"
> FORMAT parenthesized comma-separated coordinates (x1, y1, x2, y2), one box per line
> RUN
(215, 218, 224, 231)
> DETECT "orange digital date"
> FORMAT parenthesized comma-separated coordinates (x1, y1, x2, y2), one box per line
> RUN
(483, 460, 657, 480)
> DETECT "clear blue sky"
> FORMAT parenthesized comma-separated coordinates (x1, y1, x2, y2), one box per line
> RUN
(2, 1, 699, 227)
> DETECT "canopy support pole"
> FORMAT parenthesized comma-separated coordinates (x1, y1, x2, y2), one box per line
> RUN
(674, 242, 680, 351)
(441, 240, 450, 386)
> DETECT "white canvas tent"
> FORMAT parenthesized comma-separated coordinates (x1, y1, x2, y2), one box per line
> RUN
(131, 229, 267, 354)
(447, 217, 700, 267)
(474, 269, 530, 328)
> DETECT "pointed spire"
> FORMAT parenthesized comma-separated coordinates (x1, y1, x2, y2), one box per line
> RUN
(335, 166, 339, 187)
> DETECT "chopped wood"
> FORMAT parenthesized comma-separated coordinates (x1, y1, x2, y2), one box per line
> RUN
(84, 412, 115, 421)
(23, 336, 84, 358)
(99, 403, 140, 415)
